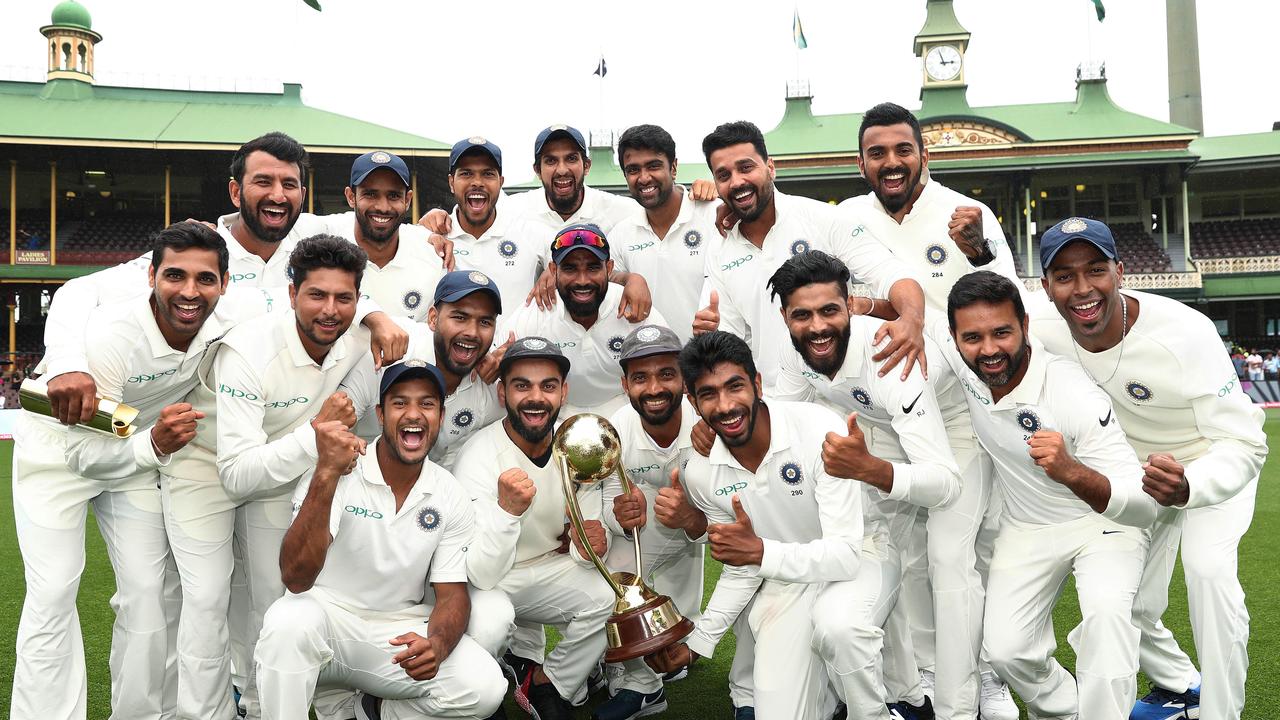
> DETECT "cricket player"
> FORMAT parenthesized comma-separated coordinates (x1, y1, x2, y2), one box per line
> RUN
(606, 125, 722, 343)
(1032, 217, 1268, 720)
(692, 120, 927, 388)
(648, 331, 864, 720)
(502, 224, 668, 417)
(940, 270, 1158, 720)
(453, 338, 616, 720)
(255, 360, 506, 720)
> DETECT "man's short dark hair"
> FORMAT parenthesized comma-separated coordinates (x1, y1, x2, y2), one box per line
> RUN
(229, 131, 309, 185)
(617, 124, 677, 168)
(702, 121, 769, 167)
(768, 250, 850, 307)
(678, 331, 758, 396)
(287, 234, 367, 290)
(858, 102, 924, 155)
(150, 221, 230, 276)
(947, 270, 1026, 332)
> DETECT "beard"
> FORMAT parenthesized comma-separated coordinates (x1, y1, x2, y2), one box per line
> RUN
(711, 396, 763, 448)
(355, 208, 402, 245)
(240, 200, 300, 244)
(965, 341, 1030, 389)
(558, 280, 608, 319)
(545, 177, 585, 215)
(379, 424, 435, 466)
(505, 399, 560, 444)
(871, 163, 923, 214)
(434, 331, 481, 378)
(296, 314, 344, 350)
(727, 180, 775, 223)
(791, 321, 852, 377)
(635, 180, 674, 210)
(631, 389, 680, 427)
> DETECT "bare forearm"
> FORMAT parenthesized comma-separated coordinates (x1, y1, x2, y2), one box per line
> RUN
(609, 270, 634, 286)
(886, 279, 925, 324)
(426, 583, 471, 660)
(856, 456, 895, 494)
(852, 296, 899, 321)
(1058, 463, 1112, 515)
(280, 469, 340, 593)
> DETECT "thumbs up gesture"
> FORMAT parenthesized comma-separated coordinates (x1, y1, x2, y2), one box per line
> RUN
(655, 469, 708, 538)
(706, 495, 763, 567)
(822, 412, 893, 491)
(692, 290, 720, 336)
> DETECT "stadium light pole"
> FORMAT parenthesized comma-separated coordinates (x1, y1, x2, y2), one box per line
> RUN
(8, 160, 15, 265)
(49, 161, 56, 266)
(164, 165, 171, 227)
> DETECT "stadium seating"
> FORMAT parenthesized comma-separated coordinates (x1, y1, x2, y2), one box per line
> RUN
(1020, 221, 1174, 275)
(1190, 217, 1280, 258)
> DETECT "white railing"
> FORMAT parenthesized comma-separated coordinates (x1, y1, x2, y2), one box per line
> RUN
(1194, 256, 1280, 275)
(1021, 272, 1202, 292)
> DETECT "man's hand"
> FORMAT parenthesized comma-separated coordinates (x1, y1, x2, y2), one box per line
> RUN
(948, 206, 986, 260)
(150, 402, 206, 456)
(689, 179, 718, 202)
(1027, 430, 1082, 485)
(313, 419, 365, 476)
(644, 642, 697, 674)
(612, 484, 647, 531)
(690, 420, 714, 457)
(525, 263, 558, 311)
(618, 274, 652, 322)
(473, 332, 515, 386)
(872, 314, 926, 380)
(707, 496, 763, 566)
(692, 290, 720, 336)
(497, 468, 536, 516)
(822, 412, 873, 480)
(569, 519, 608, 559)
(654, 470, 708, 538)
(45, 371, 98, 425)
(418, 208, 452, 235)
(312, 391, 357, 428)
(389, 632, 446, 681)
(426, 233, 455, 271)
(1142, 452, 1190, 507)
(713, 204, 733, 237)
(364, 313, 409, 370)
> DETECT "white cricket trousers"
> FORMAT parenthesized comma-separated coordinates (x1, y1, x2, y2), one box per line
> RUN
(983, 513, 1147, 720)
(499, 551, 615, 704)
(1130, 480, 1256, 720)
(811, 531, 898, 720)
(741, 579, 837, 720)
(254, 591, 507, 720)
(11, 415, 174, 720)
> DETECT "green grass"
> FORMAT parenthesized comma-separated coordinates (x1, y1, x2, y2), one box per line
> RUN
(0, 412, 1276, 718)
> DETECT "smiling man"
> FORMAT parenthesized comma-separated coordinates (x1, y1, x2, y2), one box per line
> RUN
(1032, 217, 1268, 720)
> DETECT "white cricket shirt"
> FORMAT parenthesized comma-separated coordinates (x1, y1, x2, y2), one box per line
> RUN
(447, 206, 547, 316)
(503, 185, 639, 237)
(319, 212, 446, 322)
(216, 211, 331, 287)
(601, 398, 696, 537)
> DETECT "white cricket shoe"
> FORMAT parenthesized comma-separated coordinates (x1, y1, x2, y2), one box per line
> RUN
(979, 671, 1018, 720)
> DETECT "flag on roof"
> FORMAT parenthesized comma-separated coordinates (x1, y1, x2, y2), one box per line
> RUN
(1090, 0, 1105, 21)
(593, 57, 607, 78)
(793, 9, 808, 49)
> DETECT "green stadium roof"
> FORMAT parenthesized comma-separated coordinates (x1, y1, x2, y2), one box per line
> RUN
(1189, 131, 1280, 169)
(0, 79, 449, 155)
(509, 143, 712, 192)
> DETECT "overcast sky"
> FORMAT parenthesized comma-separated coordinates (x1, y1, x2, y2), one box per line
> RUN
(2, 1, 1277, 184)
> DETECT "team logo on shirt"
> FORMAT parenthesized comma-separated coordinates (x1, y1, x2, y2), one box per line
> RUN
(850, 387, 873, 409)
(499, 240, 519, 258)
(780, 462, 804, 485)
(403, 290, 423, 311)
(608, 335, 625, 357)
(790, 239, 811, 256)
(452, 408, 475, 429)
(417, 506, 442, 532)
(1125, 381, 1154, 403)
(684, 230, 703, 249)
(1016, 409, 1042, 433)
(925, 244, 948, 265)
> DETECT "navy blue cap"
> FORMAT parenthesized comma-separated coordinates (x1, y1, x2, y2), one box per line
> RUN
(350, 151, 410, 188)
(432, 269, 502, 314)
(1040, 217, 1119, 269)
(533, 124, 587, 158)
(498, 336, 571, 378)
(379, 359, 447, 403)
(550, 222, 610, 265)
(449, 136, 503, 174)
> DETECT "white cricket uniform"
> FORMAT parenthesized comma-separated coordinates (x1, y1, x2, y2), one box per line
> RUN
(608, 188, 720, 344)
(682, 400, 863, 720)
(504, 185, 638, 240)
(700, 191, 914, 387)
(254, 446, 506, 720)
(502, 284, 668, 417)
(453, 420, 615, 705)
(9, 289, 262, 720)
(447, 206, 548, 318)
(1034, 290, 1268, 720)
(318, 212, 446, 323)
(934, 332, 1157, 720)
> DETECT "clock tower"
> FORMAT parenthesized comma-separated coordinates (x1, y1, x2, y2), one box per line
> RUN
(914, 0, 971, 110)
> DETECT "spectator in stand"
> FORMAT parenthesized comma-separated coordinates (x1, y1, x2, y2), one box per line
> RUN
(1246, 350, 1265, 381)
(1232, 351, 1246, 380)
(1265, 352, 1279, 381)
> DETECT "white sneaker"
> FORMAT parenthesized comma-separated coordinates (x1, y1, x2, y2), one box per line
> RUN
(979, 672, 1018, 720)
(919, 669, 935, 701)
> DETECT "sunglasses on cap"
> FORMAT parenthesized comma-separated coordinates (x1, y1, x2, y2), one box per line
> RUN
(552, 227, 608, 251)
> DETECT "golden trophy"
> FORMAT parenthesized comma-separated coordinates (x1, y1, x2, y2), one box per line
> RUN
(553, 413, 694, 662)
(19, 376, 139, 438)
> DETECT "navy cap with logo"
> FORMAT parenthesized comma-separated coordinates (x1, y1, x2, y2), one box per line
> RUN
(379, 359, 447, 404)
(533, 124, 587, 158)
(551, 222, 610, 265)
(619, 324, 683, 367)
(433, 269, 503, 314)
(350, 150, 411, 188)
(1039, 216, 1119, 270)
(498, 336, 571, 378)
(450, 136, 503, 174)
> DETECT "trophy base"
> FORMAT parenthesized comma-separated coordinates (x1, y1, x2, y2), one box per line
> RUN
(603, 594, 695, 663)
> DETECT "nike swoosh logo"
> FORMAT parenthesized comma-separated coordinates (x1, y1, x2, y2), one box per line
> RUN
(1099, 409, 1112, 427)
(1102, 530, 1122, 535)
(902, 391, 924, 414)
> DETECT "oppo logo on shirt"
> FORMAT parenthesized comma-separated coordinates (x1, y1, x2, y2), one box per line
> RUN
(628, 464, 660, 476)
(555, 341, 577, 349)
(265, 397, 310, 409)
(715, 481, 748, 496)
(959, 378, 990, 405)
(454, 249, 471, 256)
(230, 272, 258, 283)
(345, 505, 384, 520)
(850, 224, 866, 238)
(721, 254, 753, 272)
(801, 370, 820, 379)
(128, 368, 179, 383)
(218, 383, 260, 401)
(628, 241, 655, 253)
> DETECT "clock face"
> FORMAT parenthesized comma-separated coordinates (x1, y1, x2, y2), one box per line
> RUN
(925, 45, 962, 82)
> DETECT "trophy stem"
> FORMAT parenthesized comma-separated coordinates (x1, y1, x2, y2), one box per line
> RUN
(559, 455, 626, 599)
(616, 465, 645, 585)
